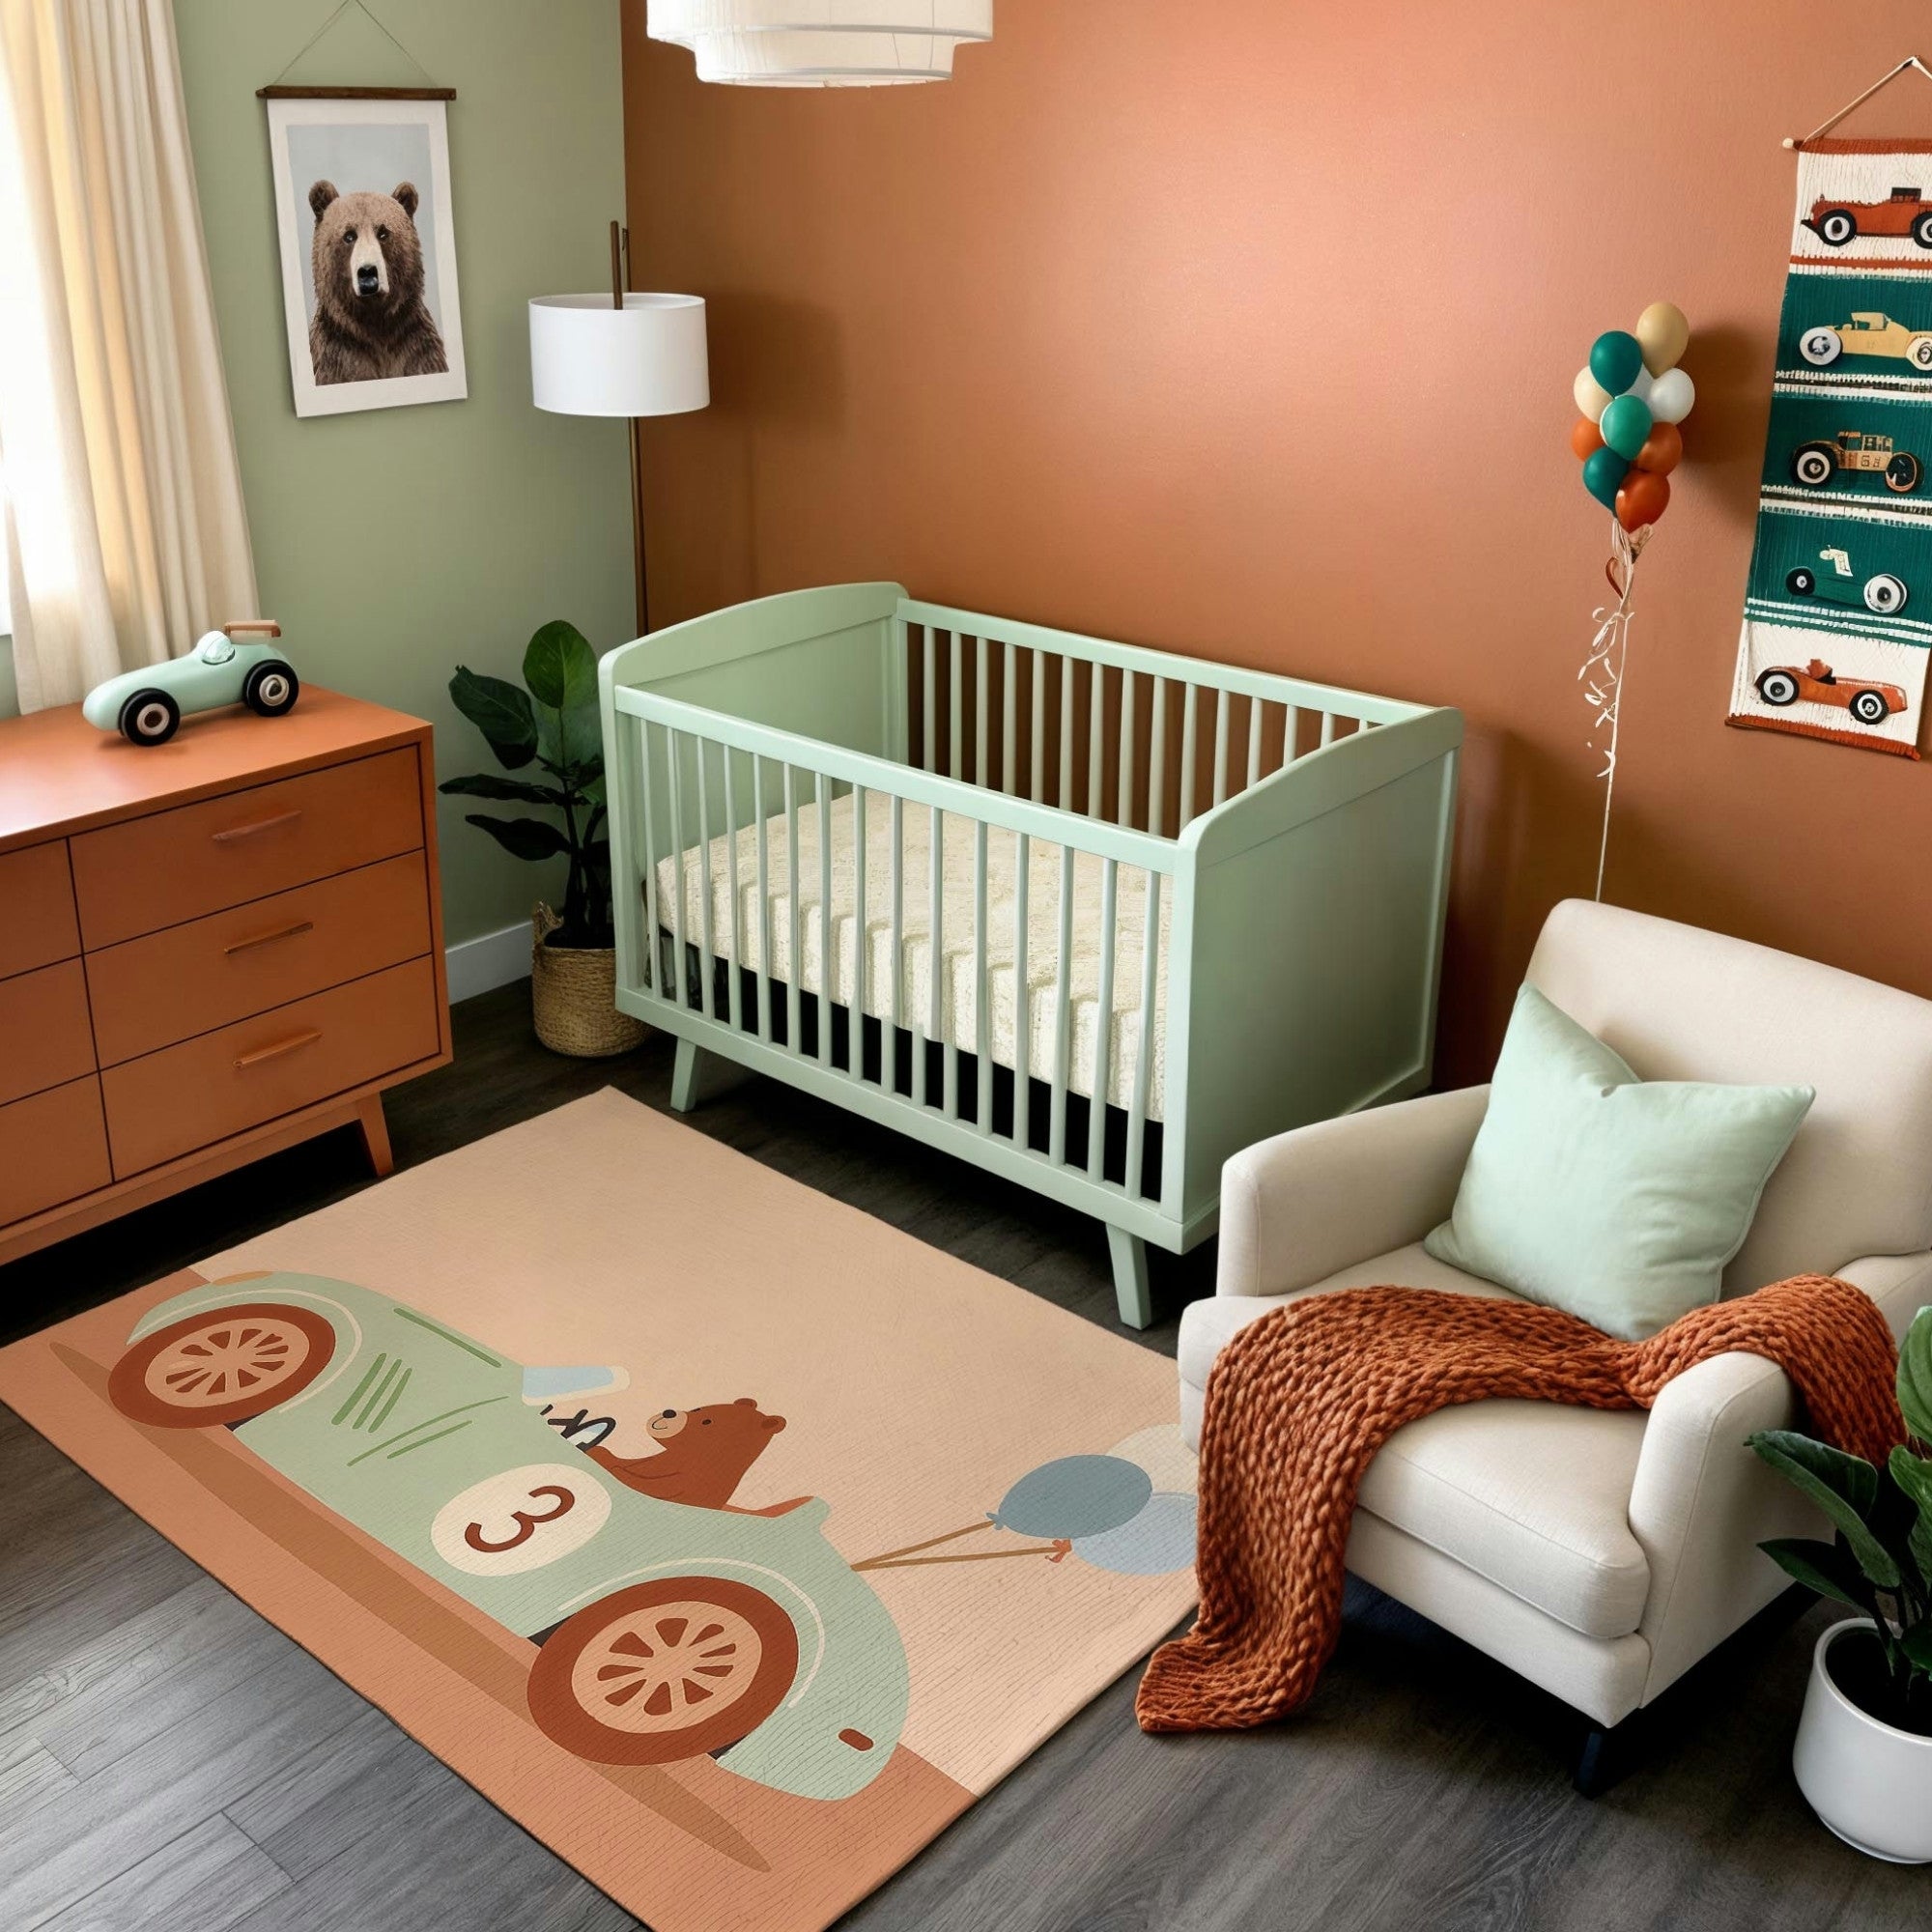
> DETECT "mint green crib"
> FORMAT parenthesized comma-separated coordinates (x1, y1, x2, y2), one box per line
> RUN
(599, 583, 1462, 1327)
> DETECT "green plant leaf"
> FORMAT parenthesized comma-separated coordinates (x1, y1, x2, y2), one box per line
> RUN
(1890, 1446, 1932, 1589)
(1900, 1305, 1932, 1445)
(439, 774, 567, 807)
(523, 621, 598, 712)
(462, 814, 570, 863)
(1747, 1431, 1899, 1588)
(1758, 1537, 1875, 1613)
(534, 700, 603, 779)
(449, 668, 538, 770)
(1902, 1620, 1932, 1673)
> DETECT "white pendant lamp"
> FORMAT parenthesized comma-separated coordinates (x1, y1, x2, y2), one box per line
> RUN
(648, 2, 992, 88)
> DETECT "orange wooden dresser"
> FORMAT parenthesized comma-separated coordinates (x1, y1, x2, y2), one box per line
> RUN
(0, 689, 451, 1265)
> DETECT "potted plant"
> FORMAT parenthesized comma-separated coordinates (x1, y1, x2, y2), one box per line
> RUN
(1747, 1303, 1932, 1862)
(442, 620, 643, 1058)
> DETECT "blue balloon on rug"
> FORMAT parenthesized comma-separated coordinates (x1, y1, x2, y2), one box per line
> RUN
(1071, 1491, 1198, 1576)
(991, 1455, 1152, 1540)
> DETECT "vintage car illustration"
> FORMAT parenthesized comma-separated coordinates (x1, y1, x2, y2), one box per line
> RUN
(1798, 313, 1932, 372)
(105, 1274, 910, 1800)
(1784, 547, 1910, 615)
(1805, 186, 1932, 249)
(1755, 658, 1908, 726)
(1789, 430, 1922, 494)
(83, 622, 298, 747)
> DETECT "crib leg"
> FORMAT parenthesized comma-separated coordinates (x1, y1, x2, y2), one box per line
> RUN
(1107, 1226, 1153, 1329)
(670, 1038, 706, 1114)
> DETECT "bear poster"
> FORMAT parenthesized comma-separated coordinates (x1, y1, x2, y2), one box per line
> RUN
(264, 93, 468, 418)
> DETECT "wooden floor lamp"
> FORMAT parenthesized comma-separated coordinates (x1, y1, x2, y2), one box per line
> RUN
(528, 224, 710, 638)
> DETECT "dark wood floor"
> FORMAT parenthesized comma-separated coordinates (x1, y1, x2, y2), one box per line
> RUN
(0, 985, 1921, 1931)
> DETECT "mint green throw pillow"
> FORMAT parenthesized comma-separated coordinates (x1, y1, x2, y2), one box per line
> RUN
(1423, 984, 1813, 1340)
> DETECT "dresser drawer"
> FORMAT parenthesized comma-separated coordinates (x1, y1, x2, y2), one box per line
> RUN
(100, 957, 440, 1178)
(0, 839, 80, 979)
(86, 853, 434, 1067)
(0, 959, 97, 1106)
(0, 1078, 110, 1226)
(69, 749, 423, 949)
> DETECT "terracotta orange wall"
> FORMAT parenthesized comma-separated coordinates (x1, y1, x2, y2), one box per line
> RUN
(625, 1, 1932, 1083)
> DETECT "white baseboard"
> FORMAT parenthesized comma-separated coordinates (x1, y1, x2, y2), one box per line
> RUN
(445, 921, 532, 1005)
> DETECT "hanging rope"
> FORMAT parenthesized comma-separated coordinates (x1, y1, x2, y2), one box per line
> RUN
(1786, 55, 1932, 149)
(270, 0, 437, 89)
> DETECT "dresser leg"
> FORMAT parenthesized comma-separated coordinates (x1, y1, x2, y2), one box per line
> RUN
(356, 1094, 394, 1178)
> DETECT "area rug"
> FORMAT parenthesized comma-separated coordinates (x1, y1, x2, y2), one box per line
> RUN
(0, 1089, 1196, 1932)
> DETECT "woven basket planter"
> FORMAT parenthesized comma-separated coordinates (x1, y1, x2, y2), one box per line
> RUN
(530, 904, 645, 1059)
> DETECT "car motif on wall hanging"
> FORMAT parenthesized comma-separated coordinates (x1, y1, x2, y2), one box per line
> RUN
(1784, 547, 1910, 614)
(1755, 658, 1908, 726)
(1789, 430, 1922, 494)
(1798, 313, 1932, 371)
(1804, 186, 1932, 248)
(103, 1273, 911, 1801)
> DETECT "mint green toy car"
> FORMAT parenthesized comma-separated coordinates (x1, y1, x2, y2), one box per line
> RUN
(108, 1273, 909, 1799)
(82, 621, 298, 746)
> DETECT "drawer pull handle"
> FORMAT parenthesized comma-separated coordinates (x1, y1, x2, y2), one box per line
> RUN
(224, 919, 315, 956)
(213, 810, 302, 844)
(234, 1028, 322, 1070)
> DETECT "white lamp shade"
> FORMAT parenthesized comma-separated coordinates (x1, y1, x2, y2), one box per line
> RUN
(648, 1, 991, 86)
(528, 294, 710, 418)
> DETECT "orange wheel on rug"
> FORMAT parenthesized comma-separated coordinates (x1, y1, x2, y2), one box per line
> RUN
(528, 1577, 799, 1764)
(107, 1302, 337, 1429)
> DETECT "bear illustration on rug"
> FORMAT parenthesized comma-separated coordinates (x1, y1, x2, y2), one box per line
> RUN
(307, 179, 447, 384)
(587, 1399, 814, 1517)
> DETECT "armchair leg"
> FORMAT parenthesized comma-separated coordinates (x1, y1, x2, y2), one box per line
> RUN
(1572, 1719, 1634, 1799)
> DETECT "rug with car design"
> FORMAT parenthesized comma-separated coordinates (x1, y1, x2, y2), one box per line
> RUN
(0, 1089, 1197, 1932)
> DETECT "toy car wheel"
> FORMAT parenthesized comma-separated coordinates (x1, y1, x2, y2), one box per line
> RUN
(242, 660, 300, 717)
(1814, 209, 1857, 246)
(108, 1302, 337, 1428)
(1915, 212, 1932, 250)
(527, 1577, 798, 1764)
(1864, 572, 1909, 614)
(1799, 327, 1842, 367)
(1785, 567, 1817, 596)
(1756, 670, 1801, 706)
(1887, 452, 1923, 493)
(1791, 443, 1838, 487)
(1850, 689, 1891, 725)
(118, 690, 180, 747)
(1911, 335, 1932, 372)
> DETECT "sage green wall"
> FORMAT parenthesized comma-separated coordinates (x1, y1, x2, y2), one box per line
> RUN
(164, 0, 633, 949)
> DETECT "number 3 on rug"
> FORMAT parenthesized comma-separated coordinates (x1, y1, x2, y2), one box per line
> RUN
(431, 1464, 613, 1576)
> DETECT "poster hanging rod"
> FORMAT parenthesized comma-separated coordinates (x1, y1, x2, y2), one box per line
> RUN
(257, 85, 454, 99)
(1785, 56, 1932, 149)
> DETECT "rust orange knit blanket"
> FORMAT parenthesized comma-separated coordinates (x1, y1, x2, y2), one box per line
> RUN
(1136, 1274, 1905, 1734)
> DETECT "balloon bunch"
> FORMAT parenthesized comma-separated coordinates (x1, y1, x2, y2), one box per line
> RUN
(1571, 302, 1694, 532)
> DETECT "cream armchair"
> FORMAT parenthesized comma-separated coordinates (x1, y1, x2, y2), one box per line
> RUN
(1178, 899, 1932, 1786)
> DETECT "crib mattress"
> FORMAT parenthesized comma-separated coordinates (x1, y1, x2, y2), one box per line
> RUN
(652, 789, 1172, 1117)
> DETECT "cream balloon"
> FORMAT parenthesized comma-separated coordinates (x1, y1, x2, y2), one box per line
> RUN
(1574, 365, 1612, 423)
(1635, 301, 1690, 377)
(1648, 366, 1695, 425)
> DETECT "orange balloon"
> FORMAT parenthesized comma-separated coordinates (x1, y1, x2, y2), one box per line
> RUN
(1570, 414, 1605, 461)
(1616, 469, 1671, 530)
(1633, 421, 1683, 475)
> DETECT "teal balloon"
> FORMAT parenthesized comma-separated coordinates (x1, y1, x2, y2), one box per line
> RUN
(1582, 445, 1630, 509)
(1589, 329, 1644, 398)
(1600, 393, 1653, 461)
(991, 1455, 1151, 1541)
(1071, 1491, 1198, 1577)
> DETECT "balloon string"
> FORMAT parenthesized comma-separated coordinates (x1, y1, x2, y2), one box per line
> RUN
(849, 1520, 993, 1570)
(851, 1540, 1070, 1573)
(1588, 519, 1643, 901)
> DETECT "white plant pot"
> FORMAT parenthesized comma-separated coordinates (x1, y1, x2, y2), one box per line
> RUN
(1791, 1619, 1932, 1863)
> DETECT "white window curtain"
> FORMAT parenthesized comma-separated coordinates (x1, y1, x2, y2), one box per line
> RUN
(0, 0, 256, 712)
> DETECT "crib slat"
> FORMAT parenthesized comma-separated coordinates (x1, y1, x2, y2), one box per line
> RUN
(1088, 858, 1120, 1176)
(1030, 650, 1045, 803)
(1012, 831, 1031, 1148)
(976, 638, 989, 790)
(753, 757, 773, 1043)
(1002, 642, 1017, 797)
(1117, 670, 1136, 831)
(852, 786, 867, 1081)
(1283, 705, 1301, 768)
(1321, 710, 1337, 749)
(1148, 676, 1168, 838)
(1087, 664, 1105, 820)
(667, 730, 689, 1010)
(638, 719, 661, 1002)
(933, 806, 955, 1120)
(1047, 842, 1074, 1165)
(923, 627, 936, 773)
(974, 820, 991, 1133)
(1178, 685, 1199, 831)
(950, 635, 963, 782)
(888, 794, 903, 1097)
(696, 741, 717, 1020)
(1126, 866, 1162, 1197)
(1211, 690, 1231, 807)
(1247, 696, 1264, 793)
(724, 747, 743, 1033)
(1059, 656, 1075, 810)
(815, 772, 833, 1070)
(784, 765, 802, 1054)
